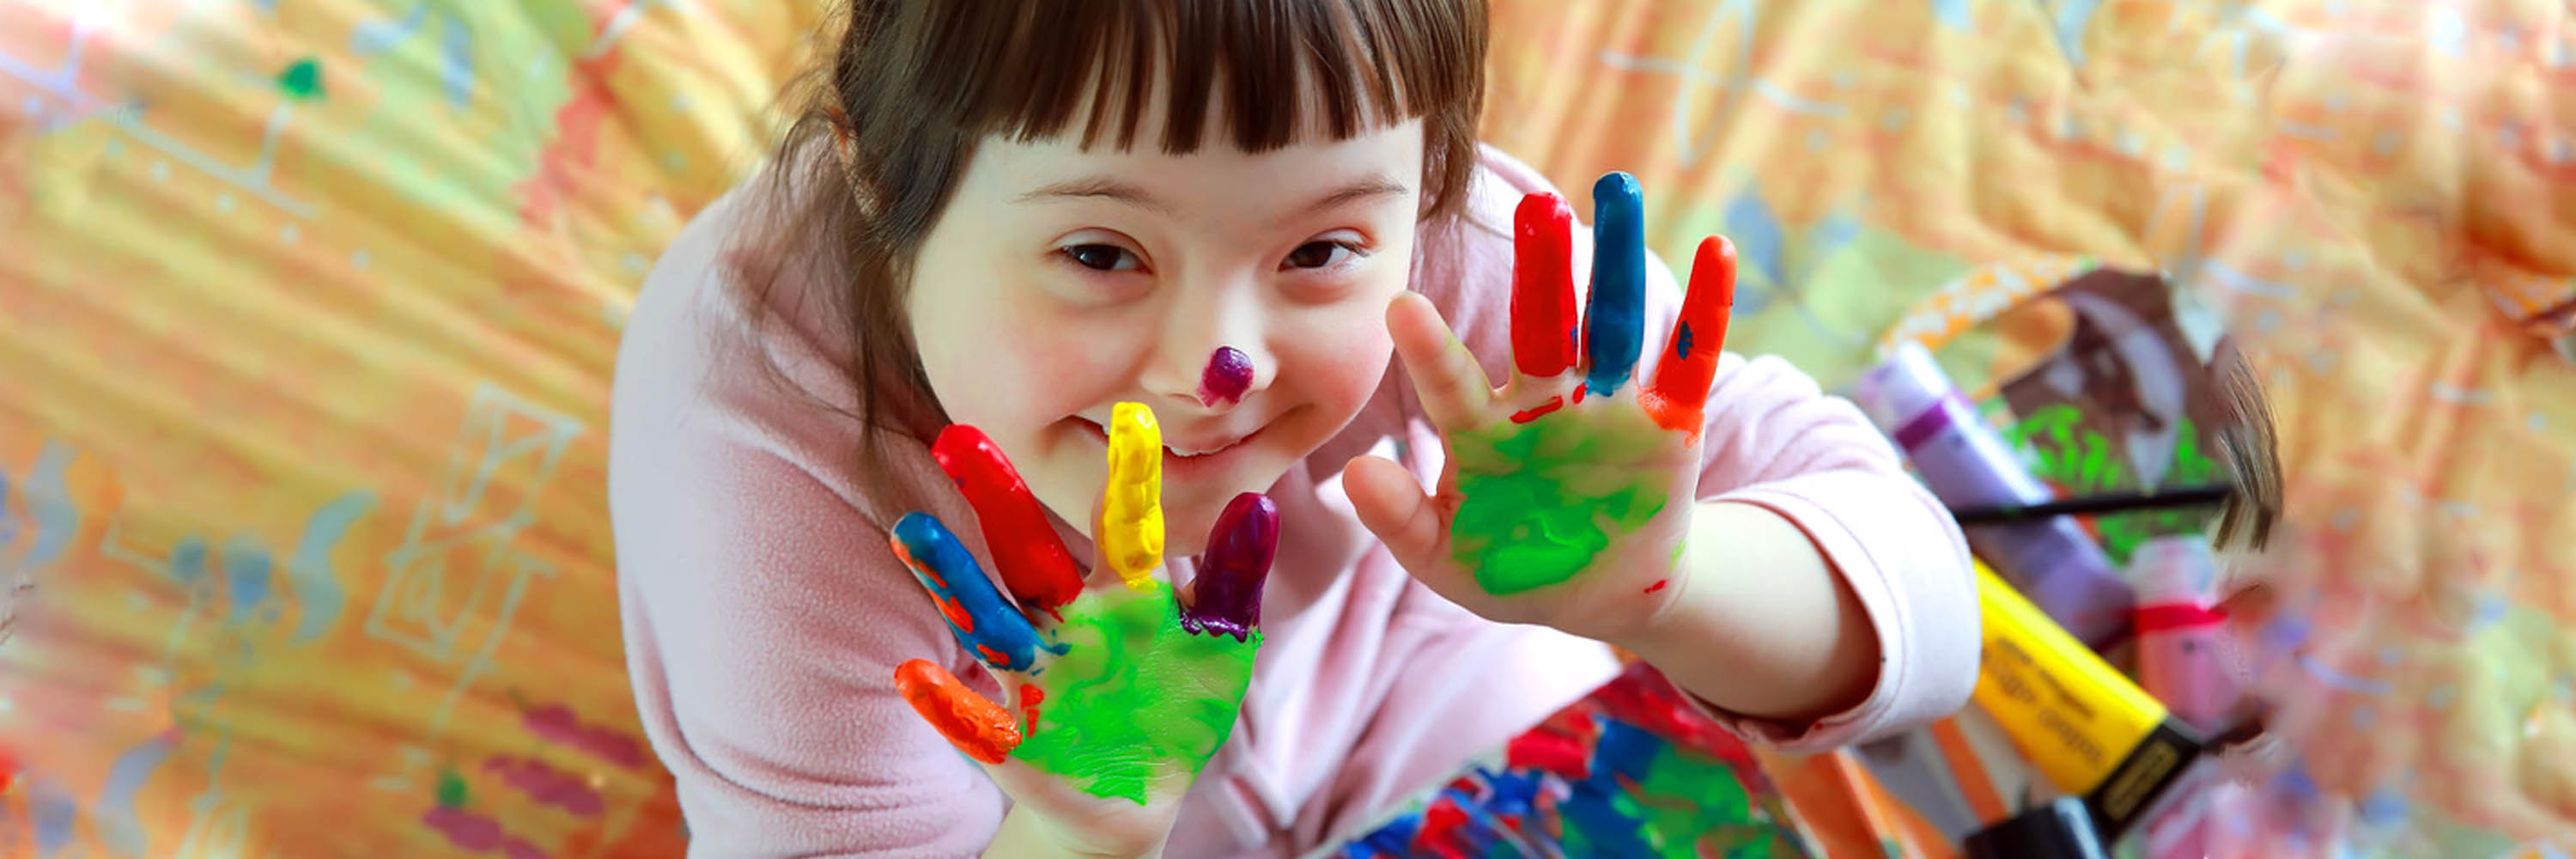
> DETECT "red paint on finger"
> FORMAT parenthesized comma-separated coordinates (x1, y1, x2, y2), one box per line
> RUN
(895, 659, 1023, 764)
(1510, 192, 1579, 378)
(1019, 683, 1045, 734)
(1642, 236, 1737, 441)
(1508, 395, 1565, 424)
(1643, 579, 1668, 594)
(932, 425, 1085, 611)
(1571, 383, 1586, 404)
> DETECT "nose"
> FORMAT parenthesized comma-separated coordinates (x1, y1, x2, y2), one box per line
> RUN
(1139, 282, 1273, 414)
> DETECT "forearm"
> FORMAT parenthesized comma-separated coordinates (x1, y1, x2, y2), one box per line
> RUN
(986, 804, 1166, 859)
(1613, 500, 1881, 723)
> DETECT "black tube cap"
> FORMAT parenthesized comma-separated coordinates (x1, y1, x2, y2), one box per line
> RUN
(1963, 797, 2109, 859)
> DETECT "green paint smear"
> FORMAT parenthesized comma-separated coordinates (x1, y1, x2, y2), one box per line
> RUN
(1567, 743, 1798, 859)
(1449, 412, 1672, 595)
(276, 58, 325, 101)
(2001, 405, 2224, 564)
(1011, 582, 1258, 805)
(435, 768, 468, 808)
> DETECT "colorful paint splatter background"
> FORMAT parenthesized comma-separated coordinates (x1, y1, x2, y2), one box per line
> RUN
(3, 0, 2573, 856)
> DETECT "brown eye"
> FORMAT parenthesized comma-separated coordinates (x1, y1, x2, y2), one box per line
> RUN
(1063, 244, 1139, 271)
(1285, 241, 1352, 270)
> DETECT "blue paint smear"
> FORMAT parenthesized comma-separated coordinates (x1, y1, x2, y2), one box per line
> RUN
(223, 537, 275, 624)
(171, 535, 210, 587)
(1930, 0, 1971, 28)
(2054, 0, 2102, 69)
(1720, 192, 1783, 317)
(440, 15, 477, 108)
(29, 777, 77, 856)
(23, 441, 76, 568)
(890, 513, 1058, 671)
(287, 492, 373, 643)
(350, 3, 429, 58)
(94, 733, 177, 857)
(1584, 173, 1648, 396)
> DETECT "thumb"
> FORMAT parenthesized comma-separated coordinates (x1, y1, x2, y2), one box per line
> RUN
(1342, 454, 1447, 572)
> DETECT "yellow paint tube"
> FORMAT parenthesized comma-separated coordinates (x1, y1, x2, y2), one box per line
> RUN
(1972, 562, 2202, 838)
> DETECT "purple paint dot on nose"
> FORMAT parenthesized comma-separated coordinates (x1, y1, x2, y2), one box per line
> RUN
(1199, 346, 1254, 406)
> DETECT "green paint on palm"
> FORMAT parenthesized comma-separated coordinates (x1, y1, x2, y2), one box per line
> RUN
(1011, 582, 1258, 804)
(1449, 412, 1671, 594)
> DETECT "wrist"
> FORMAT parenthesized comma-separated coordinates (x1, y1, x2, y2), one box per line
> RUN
(1610, 501, 1881, 722)
(991, 803, 1168, 859)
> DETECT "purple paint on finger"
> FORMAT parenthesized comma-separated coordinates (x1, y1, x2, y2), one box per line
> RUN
(1198, 346, 1254, 407)
(1183, 492, 1277, 641)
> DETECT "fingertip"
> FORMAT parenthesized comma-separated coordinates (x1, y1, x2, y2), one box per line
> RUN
(1516, 191, 1573, 235)
(1183, 492, 1279, 640)
(893, 659, 1022, 765)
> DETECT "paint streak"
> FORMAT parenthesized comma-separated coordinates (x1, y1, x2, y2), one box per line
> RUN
(1197, 346, 1255, 407)
(422, 805, 550, 858)
(276, 57, 325, 100)
(522, 702, 648, 770)
(94, 729, 178, 856)
(1508, 396, 1565, 424)
(931, 425, 1084, 611)
(29, 777, 76, 855)
(1020, 683, 1045, 734)
(1641, 236, 1739, 440)
(437, 767, 470, 807)
(1448, 414, 1673, 595)
(23, 442, 76, 568)
(895, 659, 1023, 765)
(1101, 403, 1166, 590)
(285, 491, 372, 643)
(1572, 384, 1587, 404)
(222, 538, 274, 625)
(1584, 173, 1649, 396)
(1011, 581, 1259, 804)
(1643, 579, 1668, 594)
(1179, 493, 1277, 642)
(1511, 192, 1579, 377)
(483, 756, 606, 816)
(889, 512, 1055, 672)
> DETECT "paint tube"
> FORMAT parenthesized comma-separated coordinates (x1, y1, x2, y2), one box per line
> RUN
(1963, 796, 2111, 859)
(1851, 343, 2136, 649)
(1971, 562, 2202, 840)
(2129, 537, 2245, 733)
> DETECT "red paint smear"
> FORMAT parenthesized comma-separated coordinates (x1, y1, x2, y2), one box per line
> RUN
(1415, 798, 1475, 859)
(1643, 579, 1668, 594)
(1019, 683, 1044, 734)
(483, 755, 607, 817)
(423, 806, 507, 851)
(1571, 384, 1586, 404)
(513, 14, 621, 231)
(522, 703, 648, 770)
(1507, 396, 1565, 424)
(1505, 728, 1591, 778)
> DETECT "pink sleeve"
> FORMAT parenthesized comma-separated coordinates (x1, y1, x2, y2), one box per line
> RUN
(610, 190, 1007, 858)
(1430, 147, 1980, 753)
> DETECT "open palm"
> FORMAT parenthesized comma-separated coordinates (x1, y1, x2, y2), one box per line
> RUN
(890, 409, 1277, 857)
(1349, 173, 1740, 642)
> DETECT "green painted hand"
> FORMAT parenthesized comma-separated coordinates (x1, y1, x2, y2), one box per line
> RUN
(1346, 174, 1740, 641)
(890, 410, 1278, 856)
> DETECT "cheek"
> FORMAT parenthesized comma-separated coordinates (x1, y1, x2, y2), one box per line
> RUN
(1275, 294, 1399, 417)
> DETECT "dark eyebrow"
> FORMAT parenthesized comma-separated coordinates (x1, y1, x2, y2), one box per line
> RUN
(1295, 175, 1413, 217)
(1011, 174, 1413, 219)
(1012, 178, 1176, 216)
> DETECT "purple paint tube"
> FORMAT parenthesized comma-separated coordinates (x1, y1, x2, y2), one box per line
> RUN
(1850, 342, 2136, 649)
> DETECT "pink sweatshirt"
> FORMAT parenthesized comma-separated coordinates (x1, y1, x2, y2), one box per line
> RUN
(611, 145, 1979, 858)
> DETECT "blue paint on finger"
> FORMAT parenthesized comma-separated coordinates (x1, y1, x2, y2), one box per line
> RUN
(1584, 173, 1647, 395)
(890, 513, 1060, 672)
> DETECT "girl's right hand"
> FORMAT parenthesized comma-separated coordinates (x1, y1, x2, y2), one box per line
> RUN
(890, 403, 1278, 859)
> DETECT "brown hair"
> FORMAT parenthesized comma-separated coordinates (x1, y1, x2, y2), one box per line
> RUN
(729, 0, 1490, 521)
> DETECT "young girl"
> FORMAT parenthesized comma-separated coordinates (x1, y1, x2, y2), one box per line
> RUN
(610, 2, 1979, 856)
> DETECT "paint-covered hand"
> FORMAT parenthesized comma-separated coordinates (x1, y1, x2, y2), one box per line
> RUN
(889, 407, 1278, 857)
(1346, 173, 1739, 642)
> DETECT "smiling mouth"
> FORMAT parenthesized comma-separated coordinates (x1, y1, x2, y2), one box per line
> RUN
(1075, 417, 1256, 460)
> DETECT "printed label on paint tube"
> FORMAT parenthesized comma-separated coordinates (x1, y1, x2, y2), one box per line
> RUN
(1971, 562, 2197, 838)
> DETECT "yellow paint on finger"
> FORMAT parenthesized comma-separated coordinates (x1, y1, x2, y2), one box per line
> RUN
(1103, 402, 1165, 589)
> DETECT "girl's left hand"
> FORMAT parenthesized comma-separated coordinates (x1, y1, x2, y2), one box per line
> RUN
(1345, 173, 1739, 643)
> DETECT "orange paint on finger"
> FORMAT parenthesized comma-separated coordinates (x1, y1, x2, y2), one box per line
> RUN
(894, 659, 1022, 764)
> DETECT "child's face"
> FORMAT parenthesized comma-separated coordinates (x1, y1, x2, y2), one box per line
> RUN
(908, 113, 1425, 556)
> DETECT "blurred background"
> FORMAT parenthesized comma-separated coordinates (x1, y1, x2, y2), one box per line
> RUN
(2, 1, 2570, 856)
